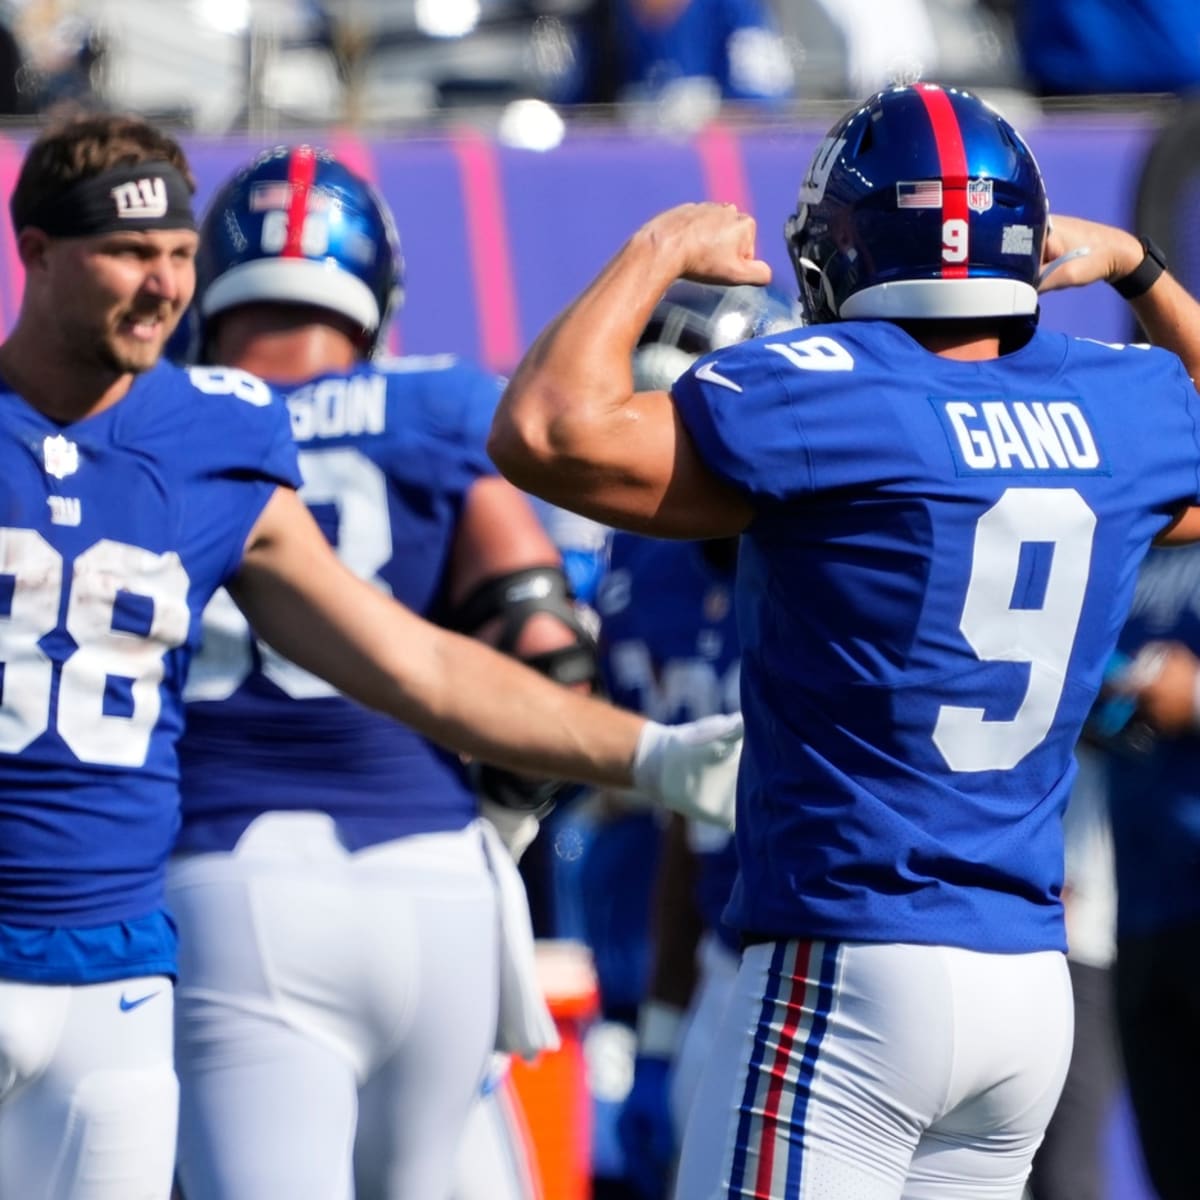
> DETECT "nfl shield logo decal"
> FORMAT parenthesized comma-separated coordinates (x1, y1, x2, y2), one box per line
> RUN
(967, 179, 994, 213)
(42, 434, 80, 479)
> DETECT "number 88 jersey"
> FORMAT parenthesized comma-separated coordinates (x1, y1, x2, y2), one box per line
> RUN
(672, 319, 1200, 953)
(0, 361, 299, 972)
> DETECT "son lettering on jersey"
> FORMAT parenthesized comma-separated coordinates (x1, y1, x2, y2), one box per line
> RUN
(933, 397, 1107, 475)
(288, 375, 387, 442)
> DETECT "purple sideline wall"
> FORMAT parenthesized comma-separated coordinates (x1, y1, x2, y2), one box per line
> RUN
(0, 114, 1161, 366)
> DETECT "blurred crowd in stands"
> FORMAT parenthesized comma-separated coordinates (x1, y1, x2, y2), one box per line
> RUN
(1, 0, 1199, 133)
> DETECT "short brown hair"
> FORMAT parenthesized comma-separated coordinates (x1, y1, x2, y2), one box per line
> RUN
(10, 113, 196, 234)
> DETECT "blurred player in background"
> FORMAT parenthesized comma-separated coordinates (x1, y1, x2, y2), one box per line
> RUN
(1032, 211, 1200, 1200)
(0, 117, 742, 1200)
(171, 145, 602, 1200)
(583, 281, 800, 1198)
(1079, 542, 1200, 1200)
(510, 493, 611, 941)
(1025, 739, 1121, 1200)
(490, 80, 1200, 1198)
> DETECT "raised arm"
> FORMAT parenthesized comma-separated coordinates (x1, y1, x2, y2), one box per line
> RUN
(488, 202, 769, 538)
(1041, 215, 1200, 382)
(1041, 215, 1200, 543)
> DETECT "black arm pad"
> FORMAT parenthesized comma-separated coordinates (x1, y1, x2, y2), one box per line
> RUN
(449, 566, 599, 813)
(447, 565, 599, 687)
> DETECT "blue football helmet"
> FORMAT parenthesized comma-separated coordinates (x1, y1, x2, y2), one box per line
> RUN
(197, 145, 403, 356)
(633, 280, 804, 391)
(785, 83, 1049, 323)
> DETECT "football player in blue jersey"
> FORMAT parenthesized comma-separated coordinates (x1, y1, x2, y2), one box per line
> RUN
(0, 117, 742, 1200)
(170, 144, 597, 1200)
(490, 81, 1200, 1199)
(1060, 544, 1200, 1200)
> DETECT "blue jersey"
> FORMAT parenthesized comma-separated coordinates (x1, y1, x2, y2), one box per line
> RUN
(0, 362, 298, 982)
(1108, 544, 1200, 937)
(673, 321, 1200, 953)
(178, 355, 503, 852)
(597, 533, 741, 951)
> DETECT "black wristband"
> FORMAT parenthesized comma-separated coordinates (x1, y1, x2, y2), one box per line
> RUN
(1111, 236, 1167, 300)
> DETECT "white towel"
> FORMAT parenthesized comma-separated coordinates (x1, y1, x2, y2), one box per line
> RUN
(478, 819, 561, 1059)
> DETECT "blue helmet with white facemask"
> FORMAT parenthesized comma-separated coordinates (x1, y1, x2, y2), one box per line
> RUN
(197, 145, 403, 356)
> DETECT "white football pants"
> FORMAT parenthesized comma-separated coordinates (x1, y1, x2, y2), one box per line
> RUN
(675, 939, 1073, 1200)
(452, 1069, 542, 1200)
(0, 973, 176, 1199)
(167, 812, 500, 1200)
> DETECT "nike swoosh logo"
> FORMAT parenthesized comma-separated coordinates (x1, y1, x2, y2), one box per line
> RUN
(694, 361, 742, 393)
(119, 990, 161, 1012)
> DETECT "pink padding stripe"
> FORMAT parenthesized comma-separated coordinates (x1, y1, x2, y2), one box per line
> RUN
(452, 129, 521, 372)
(327, 132, 373, 184)
(0, 133, 25, 333)
(696, 123, 752, 212)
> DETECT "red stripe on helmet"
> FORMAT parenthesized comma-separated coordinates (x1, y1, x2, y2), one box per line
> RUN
(283, 145, 318, 258)
(915, 84, 969, 280)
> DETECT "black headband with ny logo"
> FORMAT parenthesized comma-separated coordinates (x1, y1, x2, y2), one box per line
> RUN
(22, 162, 197, 237)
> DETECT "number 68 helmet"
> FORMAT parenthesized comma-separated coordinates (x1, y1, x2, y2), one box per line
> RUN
(786, 83, 1049, 323)
(196, 145, 403, 356)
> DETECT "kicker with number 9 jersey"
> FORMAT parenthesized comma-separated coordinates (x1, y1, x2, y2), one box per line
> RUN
(0, 361, 299, 981)
(671, 320, 1200, 953)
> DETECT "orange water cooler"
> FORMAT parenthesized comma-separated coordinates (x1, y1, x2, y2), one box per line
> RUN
(509, 939, 600, 1200)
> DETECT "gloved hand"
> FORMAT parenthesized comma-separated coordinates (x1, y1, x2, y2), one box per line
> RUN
(617, 1053, 675, 1200)
(630, 714, 742, 829)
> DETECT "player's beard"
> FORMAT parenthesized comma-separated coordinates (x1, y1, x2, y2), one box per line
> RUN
(97, 307, 177, 375)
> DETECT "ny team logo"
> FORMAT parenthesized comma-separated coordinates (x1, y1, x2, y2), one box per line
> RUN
(110, 177, 168, 220)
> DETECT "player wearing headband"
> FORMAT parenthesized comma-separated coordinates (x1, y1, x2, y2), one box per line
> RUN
(0, 115, 742, 1199)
